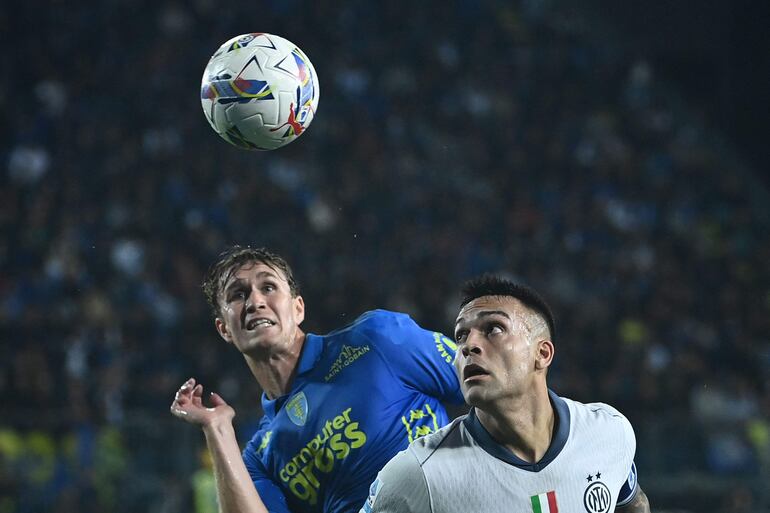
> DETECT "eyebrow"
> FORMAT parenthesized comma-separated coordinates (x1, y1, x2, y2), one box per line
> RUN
(455, 310, 512, 326)
(223, 271, 281, 295)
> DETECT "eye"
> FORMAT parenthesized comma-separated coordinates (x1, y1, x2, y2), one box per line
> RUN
(455, 330, 468, 344)
(485, 324, 504, 337)
(227, 289, 248, 302)
(261, 283, 276, 293)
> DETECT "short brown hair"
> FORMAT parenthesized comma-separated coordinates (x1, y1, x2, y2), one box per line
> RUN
(202, 246, 300, 319)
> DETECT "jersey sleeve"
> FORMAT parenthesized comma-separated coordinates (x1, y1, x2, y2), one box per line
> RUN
(363, 310, 463, 404)
(615, 461, 639, 507)
(590, 401, 637, 463)
(360, 448, 431, 513)
(616, 406, 637, 468)
(589, 402, 639, 507)
(242, 440, 291, 513)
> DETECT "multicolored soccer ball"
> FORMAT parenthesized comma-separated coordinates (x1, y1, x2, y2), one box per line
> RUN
(200, 33, 320, 150)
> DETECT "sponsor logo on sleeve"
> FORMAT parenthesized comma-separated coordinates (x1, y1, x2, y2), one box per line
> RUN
(616, 462, 638, 507)
(256, 431, 272, 456)
(361, 478, 382, 513)
(433, 333, 457, 363)
(627, 464, 637, 491)
(401, 404, 439, 443)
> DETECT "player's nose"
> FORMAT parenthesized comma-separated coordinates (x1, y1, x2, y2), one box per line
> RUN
(245, 288, 267, 312)
(460, 332, 483, 357)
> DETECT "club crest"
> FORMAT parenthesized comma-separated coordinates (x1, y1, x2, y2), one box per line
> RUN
(286, 391, 309, 426)
(583, 480, 611, 513)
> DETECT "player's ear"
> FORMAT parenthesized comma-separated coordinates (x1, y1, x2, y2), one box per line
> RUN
(294, 295, 305, 325)
(535, 339, 554, 370)
(215, 318, 234, 344)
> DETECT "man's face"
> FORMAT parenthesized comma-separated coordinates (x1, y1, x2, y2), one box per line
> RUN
(453, 296, 549, 407)
(215, 261, 304, 355)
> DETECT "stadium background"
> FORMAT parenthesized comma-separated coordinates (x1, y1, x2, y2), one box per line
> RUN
(2, 1, 768, 512)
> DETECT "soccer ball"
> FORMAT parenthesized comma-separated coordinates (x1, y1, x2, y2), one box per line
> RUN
(200, 33, 320, 151)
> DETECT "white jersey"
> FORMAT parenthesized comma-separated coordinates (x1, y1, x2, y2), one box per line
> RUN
(361, 391, 639, 513)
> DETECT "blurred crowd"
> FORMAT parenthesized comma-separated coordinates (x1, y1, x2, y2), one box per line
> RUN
(1, 1, 768, 512)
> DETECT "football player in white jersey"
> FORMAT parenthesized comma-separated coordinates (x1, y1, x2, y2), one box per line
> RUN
(362, 275, 650, 513)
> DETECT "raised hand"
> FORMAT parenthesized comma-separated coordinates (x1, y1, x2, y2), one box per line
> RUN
(170, 377, 235, 427)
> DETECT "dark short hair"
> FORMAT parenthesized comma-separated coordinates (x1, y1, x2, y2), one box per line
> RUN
(460, 274, 555, 341)
(202, 246, 300, 319)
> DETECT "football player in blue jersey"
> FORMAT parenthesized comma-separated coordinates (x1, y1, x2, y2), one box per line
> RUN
(170, 246, 463, 513)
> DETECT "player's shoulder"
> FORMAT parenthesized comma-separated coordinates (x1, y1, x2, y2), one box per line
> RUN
(242, 419, 274, 455)
(407, 415, 466, 466)
(242, 424, 275, 471)
(562, 396, 634, 436)
(355, 309, 418, 331)
(327, 309, 414, 335)
(326, 309, 425, 343)
(566, 396, 627, 420)
(562, 395, 638, 464)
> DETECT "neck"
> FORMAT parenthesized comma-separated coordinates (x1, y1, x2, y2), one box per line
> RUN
(245, 329, 306, 399)
(475, 385, 555, 463)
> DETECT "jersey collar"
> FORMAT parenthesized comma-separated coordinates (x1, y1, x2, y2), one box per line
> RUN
(260, 333, 325, 419)
(296, 333, 325, 376)
(463, 389, 571, 472)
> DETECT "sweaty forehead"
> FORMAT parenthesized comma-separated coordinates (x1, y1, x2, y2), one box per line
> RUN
(222, 261, 286, 288)
(456, 296, 529, 324)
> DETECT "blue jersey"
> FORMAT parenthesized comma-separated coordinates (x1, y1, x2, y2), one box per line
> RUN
(242, 309, 463, 513)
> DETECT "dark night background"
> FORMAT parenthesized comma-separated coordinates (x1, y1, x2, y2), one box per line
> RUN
(2, 1, 768, 512)
(597, 0, 769, 183)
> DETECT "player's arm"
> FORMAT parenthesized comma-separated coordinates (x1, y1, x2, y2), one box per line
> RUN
(615, 487, 650, 512)
(170, 378, 281, 513)
(368, 311, 463, 403)
(359, 448, 430, 513)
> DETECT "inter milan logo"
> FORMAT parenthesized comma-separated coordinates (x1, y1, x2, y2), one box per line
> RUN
(583, 472, 611, 513)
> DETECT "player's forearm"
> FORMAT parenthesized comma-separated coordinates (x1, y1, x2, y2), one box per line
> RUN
(616, 487, 650, 513)
(203, 420, 269, 513)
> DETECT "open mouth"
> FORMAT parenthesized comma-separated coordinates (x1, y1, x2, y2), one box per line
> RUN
(463, 364, 489, 382)
(246, 318, 276, 330)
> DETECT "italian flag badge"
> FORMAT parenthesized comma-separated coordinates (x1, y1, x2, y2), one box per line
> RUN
(530, 491, 559, 513)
